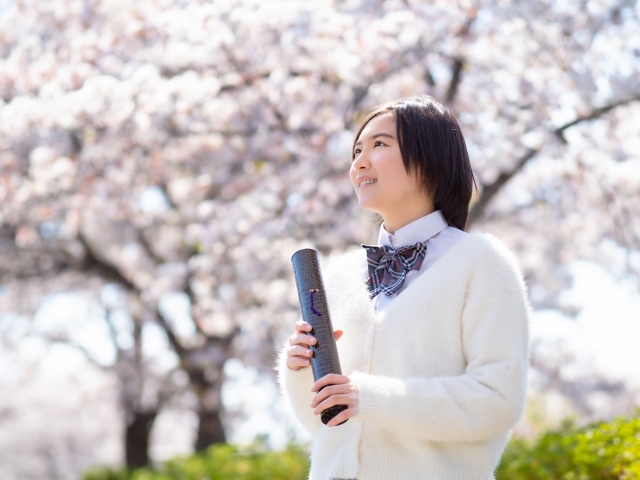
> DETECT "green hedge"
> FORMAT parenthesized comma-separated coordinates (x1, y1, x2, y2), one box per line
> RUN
(84, 443, 310, 480)
(496, 415, 640, 479)
(85, 415, 640, 480)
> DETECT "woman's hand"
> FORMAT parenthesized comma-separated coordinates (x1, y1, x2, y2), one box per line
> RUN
(286, 320, 343, 371)
(310, 373, 359, 426)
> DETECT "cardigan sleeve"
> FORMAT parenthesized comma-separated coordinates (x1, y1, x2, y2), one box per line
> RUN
(349, 239, 530, 442)
(275, 340, 322, 435)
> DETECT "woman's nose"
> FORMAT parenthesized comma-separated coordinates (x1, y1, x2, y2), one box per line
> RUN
(353, 151, 370, 170)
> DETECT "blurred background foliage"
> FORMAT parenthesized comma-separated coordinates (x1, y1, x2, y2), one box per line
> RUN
(84, 443, 310, 480)
(1, 0, 640, 478)
(496, 414, 640, 479)
(83, 414, 640, 480)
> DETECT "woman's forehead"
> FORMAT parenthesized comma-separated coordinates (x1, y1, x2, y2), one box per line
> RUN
(357, 114, 395, 142)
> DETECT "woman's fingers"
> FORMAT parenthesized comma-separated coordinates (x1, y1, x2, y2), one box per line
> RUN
(313, 393, 358, 416)
(311, 373, 349, 392)
(294, 320, 312, 333)
(287, 356, 311, 369)
(310, 383, 347, 408)
(308, 374, 359, 425)
(293, 322, 340, 344)
(287, 322, 341, 371)
(288, 344, 313, 358)
(286, 344, 314, 370)
(289, 332, 316, 347)
(286, 322, 316, 371)
(326, 407, 357, 427)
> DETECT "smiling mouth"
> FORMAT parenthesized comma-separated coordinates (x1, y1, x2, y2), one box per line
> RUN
(359, 179, 377, 188)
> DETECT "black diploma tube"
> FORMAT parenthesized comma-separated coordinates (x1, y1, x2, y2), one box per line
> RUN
(291, 248, 348, 425)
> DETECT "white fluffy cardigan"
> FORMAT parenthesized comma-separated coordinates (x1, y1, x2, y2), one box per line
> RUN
(276, 233, 530, 480)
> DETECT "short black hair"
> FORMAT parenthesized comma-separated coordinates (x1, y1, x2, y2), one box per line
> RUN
(352, 95, 476, 231)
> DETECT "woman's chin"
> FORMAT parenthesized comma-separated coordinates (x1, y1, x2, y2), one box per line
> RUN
(357, 197, 382, 214)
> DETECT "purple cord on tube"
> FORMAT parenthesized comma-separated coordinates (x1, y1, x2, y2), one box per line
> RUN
(310, 289, 322, 316)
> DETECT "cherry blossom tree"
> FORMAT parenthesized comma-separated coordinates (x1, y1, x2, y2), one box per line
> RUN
(1, 0, 639, 472)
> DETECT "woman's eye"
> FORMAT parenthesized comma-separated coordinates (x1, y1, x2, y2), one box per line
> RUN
(353, 141, 384, 158)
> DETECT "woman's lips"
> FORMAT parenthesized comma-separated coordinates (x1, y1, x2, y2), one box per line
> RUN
(358, 179, 377, 188)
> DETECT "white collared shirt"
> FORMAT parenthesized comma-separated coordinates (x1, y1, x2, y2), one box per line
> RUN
(372, 210, 467, 312)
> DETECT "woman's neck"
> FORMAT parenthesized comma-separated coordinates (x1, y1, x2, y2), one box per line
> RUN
(382, 206, 436, 234)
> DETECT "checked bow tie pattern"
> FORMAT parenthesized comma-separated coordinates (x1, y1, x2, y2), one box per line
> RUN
(361, 242, 427, 299)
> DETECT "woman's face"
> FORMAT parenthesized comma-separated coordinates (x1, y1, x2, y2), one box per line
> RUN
(350, 114, 429, 229)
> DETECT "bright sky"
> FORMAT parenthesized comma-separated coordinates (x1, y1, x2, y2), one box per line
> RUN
(531, 260, 640, 386)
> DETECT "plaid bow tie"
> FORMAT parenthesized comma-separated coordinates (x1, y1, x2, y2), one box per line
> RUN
(362, 242, 427, 299)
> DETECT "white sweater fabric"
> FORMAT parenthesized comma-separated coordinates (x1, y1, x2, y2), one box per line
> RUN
(276, 233, 530, 480)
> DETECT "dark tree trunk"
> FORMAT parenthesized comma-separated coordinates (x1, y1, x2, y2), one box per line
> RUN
(185, 344, 232, 452)
(125, 410, 158, 468)
(195, 408, 226, 451)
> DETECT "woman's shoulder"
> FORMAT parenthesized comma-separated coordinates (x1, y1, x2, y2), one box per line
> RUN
(321, 247, 367, 288)
(459, 232, 528, 297)
(458, 232, 522, 268)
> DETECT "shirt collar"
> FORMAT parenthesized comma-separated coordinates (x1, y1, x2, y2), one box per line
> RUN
(377, 210, 448, 248)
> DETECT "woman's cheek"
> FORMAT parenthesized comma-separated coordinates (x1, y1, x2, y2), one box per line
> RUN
(349, 167, 358, 192)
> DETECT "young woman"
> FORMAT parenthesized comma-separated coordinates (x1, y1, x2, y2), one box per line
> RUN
(277, 95, 529, 480)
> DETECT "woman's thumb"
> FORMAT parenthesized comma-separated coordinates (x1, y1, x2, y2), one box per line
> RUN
(333, 329, 344, 341)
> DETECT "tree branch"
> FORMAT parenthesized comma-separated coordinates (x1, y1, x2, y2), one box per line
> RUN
(554, 94, 640, 143)
(445, 10, 476, 104)
(348, 35, 431, 121)
(78, 233, 138, 291)
(134, 227, 164, 266)
(445, 57, 465, 103)
(470, 94, 640, 225)
(184, 273, 211, 339)
(46, 334, 113, 372)
(155, 309, 187, 359)
(424, 68, 436, 87)
(103, 310, 124, 364)
(469, 147, 539, 225)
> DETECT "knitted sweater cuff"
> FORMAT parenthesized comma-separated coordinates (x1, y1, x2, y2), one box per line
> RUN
(276, 344, 320, 434)
(350, 370, 402, 425)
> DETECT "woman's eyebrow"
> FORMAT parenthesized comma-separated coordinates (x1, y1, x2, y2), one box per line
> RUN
(354, 132, 396, 147)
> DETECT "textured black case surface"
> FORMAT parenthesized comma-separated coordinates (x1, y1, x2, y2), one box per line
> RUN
(291, 249, 348, 425)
